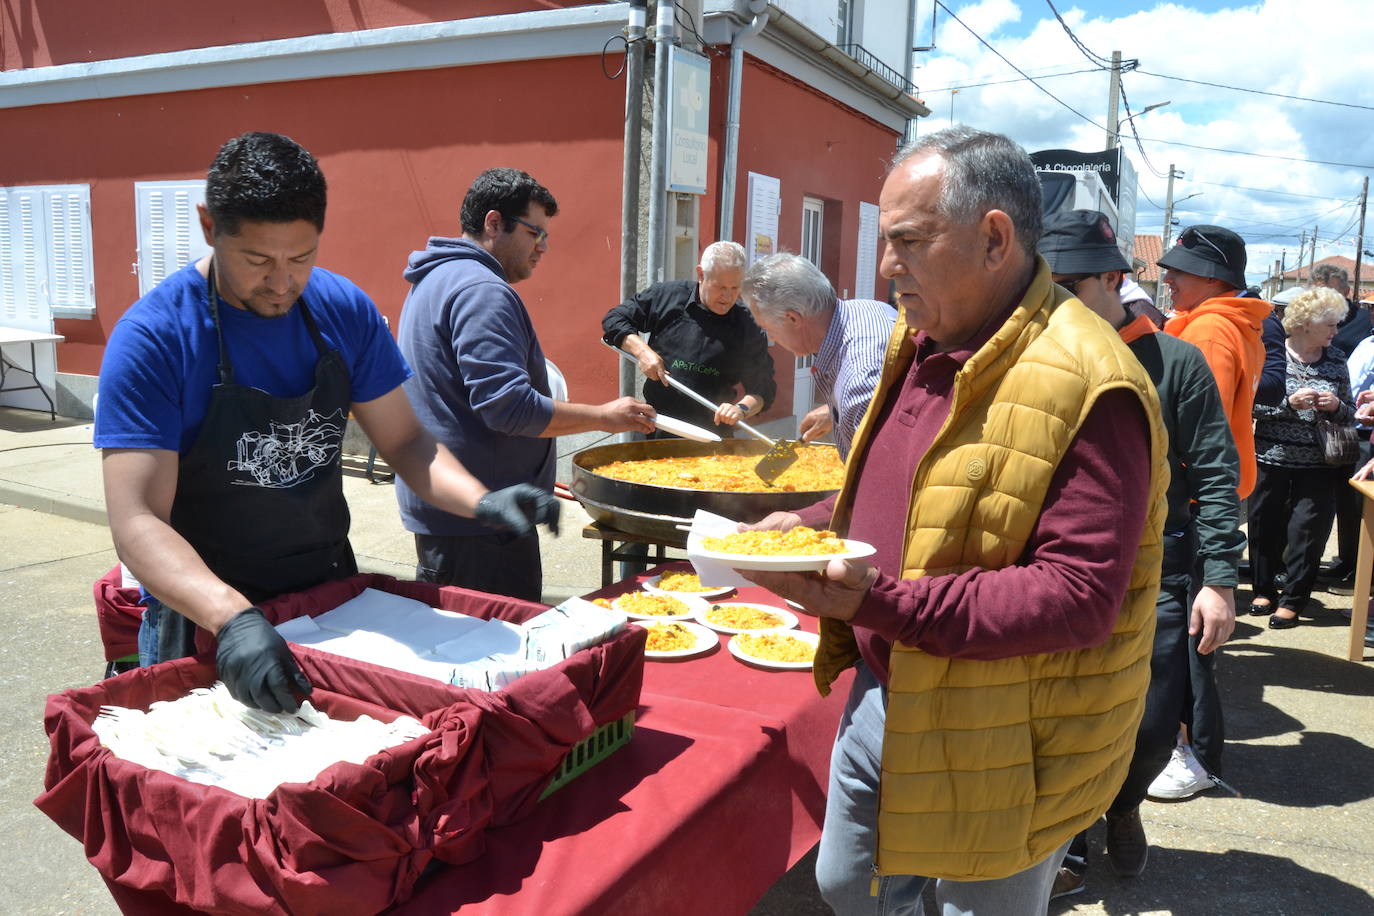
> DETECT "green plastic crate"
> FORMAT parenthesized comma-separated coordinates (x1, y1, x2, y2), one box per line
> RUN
(541, 710, 636, 799)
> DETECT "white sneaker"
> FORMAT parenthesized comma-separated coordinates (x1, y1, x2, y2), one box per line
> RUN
(1147, 743, 1212, 800)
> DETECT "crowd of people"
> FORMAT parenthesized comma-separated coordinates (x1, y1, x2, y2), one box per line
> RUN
(91, 126, 1373, 915)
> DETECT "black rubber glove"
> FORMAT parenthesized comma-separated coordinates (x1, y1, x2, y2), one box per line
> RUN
(476, 484, 561, 538)
(215, 607, 312, 714)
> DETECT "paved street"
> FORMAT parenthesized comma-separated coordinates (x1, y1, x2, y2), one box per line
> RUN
(1, 407, 1371, 915)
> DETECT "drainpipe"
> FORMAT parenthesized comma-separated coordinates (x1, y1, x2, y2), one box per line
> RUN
(718, 5, 769, 242)
(619, 0, 648, 400)
(646, 1, 676, 288)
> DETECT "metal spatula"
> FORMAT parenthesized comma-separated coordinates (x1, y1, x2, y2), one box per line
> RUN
(610, 345, 799, 485)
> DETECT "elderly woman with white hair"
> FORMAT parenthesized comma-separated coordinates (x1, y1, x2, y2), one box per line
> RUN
(1248, 286, 1356, 629)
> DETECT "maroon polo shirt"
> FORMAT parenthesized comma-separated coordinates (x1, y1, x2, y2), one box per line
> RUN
(798, 305, 1152, 685)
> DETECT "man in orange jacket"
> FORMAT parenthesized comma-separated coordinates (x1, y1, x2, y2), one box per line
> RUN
(1159, 224, 1270, 501)
(1153, 224, 1269, 803)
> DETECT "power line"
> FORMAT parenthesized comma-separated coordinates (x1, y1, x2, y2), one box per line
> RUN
(1133, 69, 1374, 111)
(924, 66, 1101, 93)
(1117, 80, 1168, 178)
(1044, 0, 1122, 69)
(1181, 179, 1356, 202)
(934, 0, 1104, 131)
(1136, 136, 1373, 170)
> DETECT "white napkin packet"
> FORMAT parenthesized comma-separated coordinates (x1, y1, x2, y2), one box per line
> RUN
(522, 598, 628, 665)
(275, 614, 324, 643)
(312, 588, 431, 635)
(280, 588, 627, 692)
(685, 509, 754, 588)
(449, 653, 539, 691)
(429, 617, 527, 665)
(291, 629, 459, 683)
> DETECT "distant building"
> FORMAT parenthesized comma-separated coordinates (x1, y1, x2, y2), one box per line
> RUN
(1266, 255, 1374, 301)
(1133, 233, 1163, 301)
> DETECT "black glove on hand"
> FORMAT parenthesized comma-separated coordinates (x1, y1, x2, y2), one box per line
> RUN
(215, 607, 312, 714)
(476, 484, 561, 538)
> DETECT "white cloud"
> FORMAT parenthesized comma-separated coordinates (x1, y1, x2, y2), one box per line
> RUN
(911, 0, 1374, 282)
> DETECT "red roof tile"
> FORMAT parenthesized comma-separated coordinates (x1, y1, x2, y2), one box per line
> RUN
(1134, 235, 1163, 283)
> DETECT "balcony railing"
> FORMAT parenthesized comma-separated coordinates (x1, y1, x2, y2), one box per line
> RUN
(837, 42, 916, 95)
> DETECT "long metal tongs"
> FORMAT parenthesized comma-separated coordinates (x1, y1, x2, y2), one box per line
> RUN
(609, 344, 799, 485)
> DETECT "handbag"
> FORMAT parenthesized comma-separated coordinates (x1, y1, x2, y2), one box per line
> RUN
(1316, 417, 1360, 466)
(1288, 348, 1360, 466)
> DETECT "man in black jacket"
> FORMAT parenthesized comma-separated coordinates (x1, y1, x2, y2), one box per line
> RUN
(603, 241, 776, 437)
(1039, 210, 1243, 896)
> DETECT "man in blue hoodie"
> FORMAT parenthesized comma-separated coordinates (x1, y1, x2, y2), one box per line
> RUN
(397, 168, 656, 600)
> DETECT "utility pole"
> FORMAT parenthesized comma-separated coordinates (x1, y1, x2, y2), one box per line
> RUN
(1160, 165, 1178, 250)
(1155, 163, 1178, 313)
(618, 0, 648, 402)
(1309, 225, 1319, 279)
(1105, 50, 1122, 150)
(1355, 177, 1369, 307)
(1297, 231, 1306, 282)
(646, 0, 675, 289)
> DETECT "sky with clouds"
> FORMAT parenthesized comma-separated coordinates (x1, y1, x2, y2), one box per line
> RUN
(907, 0, 1373, 285)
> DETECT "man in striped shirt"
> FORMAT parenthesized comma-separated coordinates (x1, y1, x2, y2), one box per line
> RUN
(741, 253, 896, 458)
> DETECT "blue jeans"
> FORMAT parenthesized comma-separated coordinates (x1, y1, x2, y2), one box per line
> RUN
(816, 663, 1070, 916)
(137, 596, 164, 667)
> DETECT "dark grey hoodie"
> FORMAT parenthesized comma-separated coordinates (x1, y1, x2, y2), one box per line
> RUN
(395, 237, 554, 536)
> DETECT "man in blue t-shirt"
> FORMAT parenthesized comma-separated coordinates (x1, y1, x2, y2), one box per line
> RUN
(96, 132, 559, 713)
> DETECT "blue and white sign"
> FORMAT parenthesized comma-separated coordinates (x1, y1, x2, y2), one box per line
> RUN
(667, 47, 710, 195)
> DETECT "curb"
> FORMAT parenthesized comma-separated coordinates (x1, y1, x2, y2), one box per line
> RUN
(0, 480, 107, 528)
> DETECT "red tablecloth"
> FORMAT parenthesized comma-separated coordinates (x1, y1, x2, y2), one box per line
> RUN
(388, 563, 852, 915)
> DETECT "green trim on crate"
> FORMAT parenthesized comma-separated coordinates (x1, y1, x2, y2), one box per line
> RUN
(541, 710, 636, 799)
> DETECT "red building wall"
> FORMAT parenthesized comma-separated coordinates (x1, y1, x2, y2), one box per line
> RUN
(733, 58, 896, 295)
(715, 55, 899, 419)
(5, 56, 630, 400)
(0, 0, 597, 67)
(5, 41, 902, 412)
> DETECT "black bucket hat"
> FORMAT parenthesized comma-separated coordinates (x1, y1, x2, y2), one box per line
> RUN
(1038, 209, 1132, 275)
(1157, 224, 1247, 289)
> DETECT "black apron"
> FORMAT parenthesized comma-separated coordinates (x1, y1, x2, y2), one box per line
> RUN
(158, 266, 357, 661)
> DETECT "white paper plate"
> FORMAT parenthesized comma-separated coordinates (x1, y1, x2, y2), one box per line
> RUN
(653, 414, 722, 443)
(612, 590, 710, 621)
(642, 573, 735, 600)
(727, 630, 820, 670)
(690, 539, 877, 572)
(696, 602, 799, 635)
(636, 620, 719, 660)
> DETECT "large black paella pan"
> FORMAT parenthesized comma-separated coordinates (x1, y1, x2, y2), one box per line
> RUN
(570, 438, 842, 542)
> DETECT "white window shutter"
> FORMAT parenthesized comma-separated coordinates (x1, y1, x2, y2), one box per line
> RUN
(45, 187, 94, 310)
(0, 188, 49, 328)
(855, 201, 879, 300)
(136, 181, 208, 296)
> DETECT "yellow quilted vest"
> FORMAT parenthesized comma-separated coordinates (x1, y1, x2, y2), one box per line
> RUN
(814, 261, 1169, 881)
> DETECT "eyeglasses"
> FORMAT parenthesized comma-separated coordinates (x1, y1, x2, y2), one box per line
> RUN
(1179, 227, 1227, 260)
(1056, 275, 1093, 294)
(510, 216, 549, 245)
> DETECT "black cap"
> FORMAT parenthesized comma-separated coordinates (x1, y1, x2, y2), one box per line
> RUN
(1157, 224, 1247, 289)
(1038, 210, 1132, 275)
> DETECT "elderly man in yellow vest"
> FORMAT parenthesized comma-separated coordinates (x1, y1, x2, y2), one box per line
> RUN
(740, 127, 1169, 914)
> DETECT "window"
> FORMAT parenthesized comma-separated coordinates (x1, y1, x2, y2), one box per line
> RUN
(836, 0, 855, 45)
(793, 196, 827, 417)
(135, 181, 211, 296)
(0, 184, 94, 325)
(801, 197, 824, 267)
